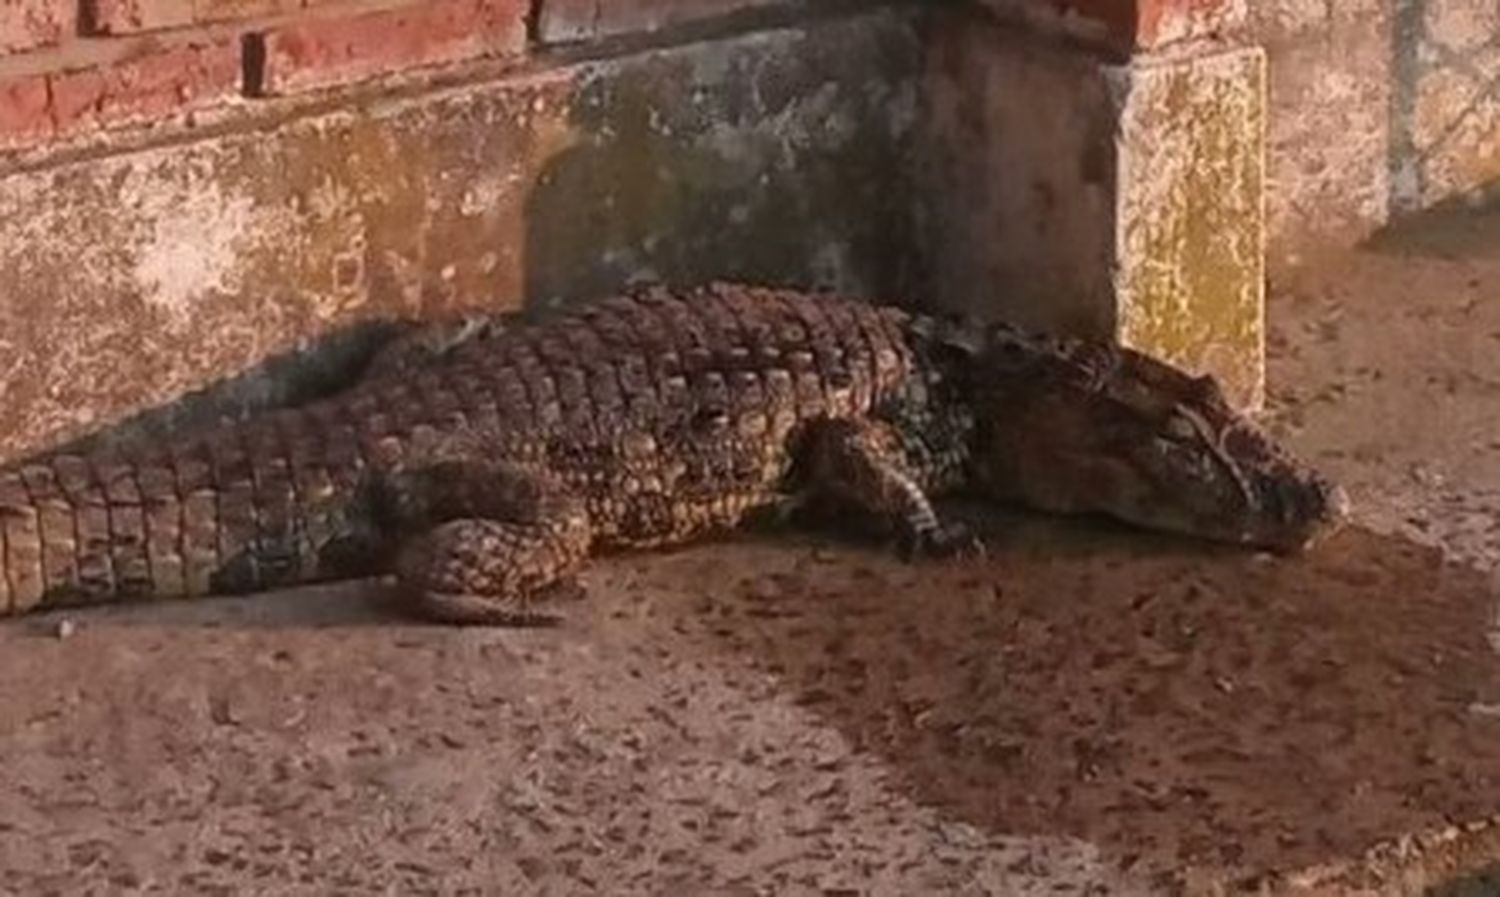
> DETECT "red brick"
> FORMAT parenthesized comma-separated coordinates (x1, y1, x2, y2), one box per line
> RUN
(0, 39, 239, 148)
(49, 40, 241, 131)
(1037, 0, 1241, 48)
(1135, 0, 1242, 46)
(0, 73, 50, 146)
(257, 0, 528, 95)
(0, 0, 71, 54)
(85, 0, 310, 35)
(537, 0, 784, 42)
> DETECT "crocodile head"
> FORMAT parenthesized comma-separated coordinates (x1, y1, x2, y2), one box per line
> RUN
(954, 326, 1349, 552)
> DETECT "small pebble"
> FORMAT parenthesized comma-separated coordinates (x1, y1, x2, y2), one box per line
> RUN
(1467, 702, 1500, 719)
(55, 619, 75, 640)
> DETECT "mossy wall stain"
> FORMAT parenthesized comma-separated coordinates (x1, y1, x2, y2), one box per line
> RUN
(1113, 48, 1265, 408)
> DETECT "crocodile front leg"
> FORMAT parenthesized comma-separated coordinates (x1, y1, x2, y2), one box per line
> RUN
(799, 418, 983, 561)
(370, 456, 593, 625)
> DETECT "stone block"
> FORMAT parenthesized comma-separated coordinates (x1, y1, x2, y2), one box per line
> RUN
(919, 9, 1265, 407)
(1111, 46, 1266, 409)
(255, 0, 530, 95)
(0, 0, 69, 54)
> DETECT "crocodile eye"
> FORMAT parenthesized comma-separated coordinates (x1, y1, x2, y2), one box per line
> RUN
(1164, 414, 1198, 442)
(1193, 374, 1226, 405)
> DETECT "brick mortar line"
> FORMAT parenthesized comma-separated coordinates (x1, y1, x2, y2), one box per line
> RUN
(0, 0, 897, 81)
(0, 0, 919, 179)
(0, 0, 435, 79)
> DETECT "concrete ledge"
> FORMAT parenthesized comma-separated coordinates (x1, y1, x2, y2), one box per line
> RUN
(918, 8, 1266, 408)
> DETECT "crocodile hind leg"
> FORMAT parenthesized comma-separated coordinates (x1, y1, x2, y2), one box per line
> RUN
(396, 515, 592, 625)
(369, 455, 594, 625)
(799, 417, 983, 560)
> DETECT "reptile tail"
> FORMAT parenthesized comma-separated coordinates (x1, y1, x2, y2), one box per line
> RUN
(0, 409, 364, 618)
(0, 452, 157, 615)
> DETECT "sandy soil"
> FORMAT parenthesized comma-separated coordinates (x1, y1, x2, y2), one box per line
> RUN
(6, 210, 1500, 895)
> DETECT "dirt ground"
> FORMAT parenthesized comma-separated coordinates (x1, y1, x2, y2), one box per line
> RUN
(8, 211, 1500, 895)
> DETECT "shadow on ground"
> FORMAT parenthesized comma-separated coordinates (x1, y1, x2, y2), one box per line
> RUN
(1431, 864, 1500, 897)
(671, 515, 1500, 888)
(1366, 188, 1500, 262)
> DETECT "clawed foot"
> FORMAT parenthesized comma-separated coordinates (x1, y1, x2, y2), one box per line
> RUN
(413, 578, 588, 627)
(761, 491, 842, 529)
(896, 521, 987, 562)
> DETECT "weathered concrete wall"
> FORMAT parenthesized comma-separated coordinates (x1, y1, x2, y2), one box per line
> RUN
(1254, 0, 1500, 263)
(970, 0, 1500, 264)
(917, 19, 1118, 341)
(918, 7, 1266, 407)
(0, 8, 920, 463)
(0, 0, 1293, 458)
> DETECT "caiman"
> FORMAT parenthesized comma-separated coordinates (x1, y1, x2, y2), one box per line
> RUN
(0, 283, 1348, 624)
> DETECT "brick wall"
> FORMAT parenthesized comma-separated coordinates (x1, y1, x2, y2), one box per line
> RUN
(0, 0, 810, 156)
(0, 0, 1481, 458)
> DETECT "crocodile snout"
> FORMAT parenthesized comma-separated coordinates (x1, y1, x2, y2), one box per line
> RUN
(1261, 472, 1351, 553)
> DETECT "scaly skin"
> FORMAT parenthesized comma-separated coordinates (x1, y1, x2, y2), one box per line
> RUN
(0, 283, 1349, 624)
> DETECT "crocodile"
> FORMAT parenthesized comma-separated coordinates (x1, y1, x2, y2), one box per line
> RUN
(0, 283, 1348, 625)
